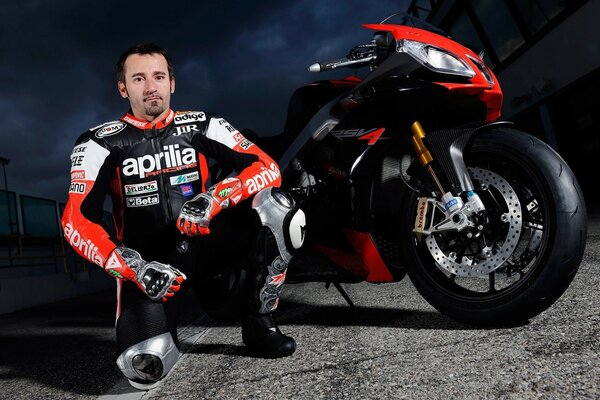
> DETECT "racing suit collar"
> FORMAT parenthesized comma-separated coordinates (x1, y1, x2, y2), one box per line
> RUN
(121, 109, 175, 130)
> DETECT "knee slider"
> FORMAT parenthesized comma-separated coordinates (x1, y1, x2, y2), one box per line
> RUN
(116, 332, 179, 383)
(252, 188, 306, 263)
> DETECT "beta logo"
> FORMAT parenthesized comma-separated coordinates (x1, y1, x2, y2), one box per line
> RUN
(95, 121, 126, 138)
(174, 111, 206, 124)
(126, 194, 160, 208)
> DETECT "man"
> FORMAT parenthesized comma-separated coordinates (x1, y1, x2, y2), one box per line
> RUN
(61, 43, 305, 390)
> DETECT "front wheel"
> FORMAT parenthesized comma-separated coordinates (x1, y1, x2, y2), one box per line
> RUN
(400, 128, 587, 326)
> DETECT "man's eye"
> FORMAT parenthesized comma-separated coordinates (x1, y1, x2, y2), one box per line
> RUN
(133, 77, 143, 83)
(156, 75, 165, 80)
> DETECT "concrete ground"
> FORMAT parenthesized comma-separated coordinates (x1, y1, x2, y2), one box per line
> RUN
(0, 218, 598, 400)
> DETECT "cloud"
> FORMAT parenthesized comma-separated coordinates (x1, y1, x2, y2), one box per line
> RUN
(0, 0, 409, 203)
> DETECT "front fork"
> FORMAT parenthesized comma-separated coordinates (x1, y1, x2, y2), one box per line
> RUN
(410, 121, 485, 237)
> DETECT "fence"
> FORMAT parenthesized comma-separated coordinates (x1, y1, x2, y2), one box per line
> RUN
(0, 189, 114, 274)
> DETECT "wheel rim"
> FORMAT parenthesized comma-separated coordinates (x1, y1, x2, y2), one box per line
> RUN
(413, 151, 549, 300)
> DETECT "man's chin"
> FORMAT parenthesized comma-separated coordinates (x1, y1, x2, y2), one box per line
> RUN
(144, 105, 164, 118)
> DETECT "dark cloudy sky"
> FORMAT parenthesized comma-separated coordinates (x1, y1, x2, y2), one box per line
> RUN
(0, 0, 409, 203)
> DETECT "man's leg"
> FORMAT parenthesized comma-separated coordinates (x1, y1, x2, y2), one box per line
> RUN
(114, 242, 196, 390)
(115, 281, 181, 389)
(242, 187, 306, 358)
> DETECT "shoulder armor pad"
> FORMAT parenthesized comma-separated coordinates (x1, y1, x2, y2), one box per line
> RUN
(89, 120, 127, 139)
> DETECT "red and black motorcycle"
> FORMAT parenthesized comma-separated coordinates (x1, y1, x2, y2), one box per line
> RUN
(197, 13, 587, 327)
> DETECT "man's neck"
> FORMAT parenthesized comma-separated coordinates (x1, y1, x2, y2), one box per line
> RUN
(132, 108, 171, 126)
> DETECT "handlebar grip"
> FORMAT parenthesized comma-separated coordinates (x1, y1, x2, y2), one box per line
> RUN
(308, 57, 350, 72)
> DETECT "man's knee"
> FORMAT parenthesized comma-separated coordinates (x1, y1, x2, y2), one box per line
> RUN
(116, 332, 179, 384)
(251, 187, 306, 262)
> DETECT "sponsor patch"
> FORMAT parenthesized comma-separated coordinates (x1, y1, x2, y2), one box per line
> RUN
(69, 182, 86, 194)
(239, 139, 253, 150)
(245, 162, 281, 195)
(63, 222, 103, 266)
(174, 111, 206, 124)
(174, 124, 199, 136)
(180, 184, 194, 196)
(95, 121, 126, 138)
(71, 154, 85, 167)
(126, 194, 160, 208)
(124, 180, 158, 196)
(122, 144, 197, 178)
(71, 170, 86, 180)
(169, 171, 199, 185)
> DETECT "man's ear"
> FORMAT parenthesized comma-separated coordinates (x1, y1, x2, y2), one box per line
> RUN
(170, 77, 176, 94)
(118, 81, 128, 98)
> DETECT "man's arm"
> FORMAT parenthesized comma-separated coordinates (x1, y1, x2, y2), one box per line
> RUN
(61, 132, 186, 301)
(177, 116, 281, 235)
(61, 134, 119, 266)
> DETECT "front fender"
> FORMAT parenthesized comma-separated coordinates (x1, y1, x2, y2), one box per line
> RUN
(425, 121, 514, 193)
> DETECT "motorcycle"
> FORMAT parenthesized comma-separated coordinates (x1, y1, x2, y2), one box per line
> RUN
(194, 12, 587, 327)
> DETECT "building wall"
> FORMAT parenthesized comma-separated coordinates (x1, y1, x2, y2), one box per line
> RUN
(498, 0, 600, 118)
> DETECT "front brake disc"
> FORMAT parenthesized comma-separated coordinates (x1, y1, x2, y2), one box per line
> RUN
(424, 167, 522, 277)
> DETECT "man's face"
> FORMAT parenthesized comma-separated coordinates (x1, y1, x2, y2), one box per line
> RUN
(118, 53, 175, 120)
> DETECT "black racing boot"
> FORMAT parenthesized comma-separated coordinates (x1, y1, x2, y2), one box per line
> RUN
(242, 313, 296, 358)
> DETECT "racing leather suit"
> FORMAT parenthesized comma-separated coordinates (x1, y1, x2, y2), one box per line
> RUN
(61, 109, 295, 383)
(62, 109, 281, 264)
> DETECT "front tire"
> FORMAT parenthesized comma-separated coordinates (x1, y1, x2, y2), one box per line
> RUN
(400, 128, 587, 326)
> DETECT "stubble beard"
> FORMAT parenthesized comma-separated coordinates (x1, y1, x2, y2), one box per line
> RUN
(144, 100, 164, 117)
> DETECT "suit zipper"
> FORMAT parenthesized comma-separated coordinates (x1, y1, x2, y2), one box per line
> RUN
(151, 130, 174, 224)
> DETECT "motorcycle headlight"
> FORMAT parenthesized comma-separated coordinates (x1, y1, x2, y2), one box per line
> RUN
(397, 39, 475, 78)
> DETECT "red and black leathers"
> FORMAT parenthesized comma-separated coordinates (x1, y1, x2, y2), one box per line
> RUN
(61, 109, 282, 270)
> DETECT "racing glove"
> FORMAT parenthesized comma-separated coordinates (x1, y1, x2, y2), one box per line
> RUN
(105, 246, 186, 302)
(177, 177, 243, 236)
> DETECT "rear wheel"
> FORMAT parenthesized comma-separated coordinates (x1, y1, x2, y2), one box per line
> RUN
(400, 129, 587, 326)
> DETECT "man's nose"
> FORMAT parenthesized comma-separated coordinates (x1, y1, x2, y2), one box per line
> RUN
(144, 80, 157, 94)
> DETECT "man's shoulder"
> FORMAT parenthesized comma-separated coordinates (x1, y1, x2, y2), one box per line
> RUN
(72, 119, 128, 147)
(86, 120, 128, 139)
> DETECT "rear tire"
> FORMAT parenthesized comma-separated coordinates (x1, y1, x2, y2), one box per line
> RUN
(400, 128, 587, 326)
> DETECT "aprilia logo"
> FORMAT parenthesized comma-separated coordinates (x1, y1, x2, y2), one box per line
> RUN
(245, 163, 281, 194)
(126, 194, 160, 208)
(122, 144, 197, 178)
(63, 222, 103, 266)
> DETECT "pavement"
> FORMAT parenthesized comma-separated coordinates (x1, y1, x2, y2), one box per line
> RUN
(0, 217, 599, 399)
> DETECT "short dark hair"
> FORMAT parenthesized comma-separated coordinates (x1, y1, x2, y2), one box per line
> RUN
(116, 43, 174, 83)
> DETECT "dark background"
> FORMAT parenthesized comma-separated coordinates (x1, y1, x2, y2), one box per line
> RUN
(0, 0, 409, 202)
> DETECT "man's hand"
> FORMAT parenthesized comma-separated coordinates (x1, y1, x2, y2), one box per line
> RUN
(176, 192, 222, 236)
(105, 247, 186, 302)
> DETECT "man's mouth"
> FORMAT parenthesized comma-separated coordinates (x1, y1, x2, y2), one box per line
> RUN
(144, 95, 161, 102)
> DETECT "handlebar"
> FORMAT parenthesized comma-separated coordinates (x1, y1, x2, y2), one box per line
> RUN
(308, 55, 377, 72)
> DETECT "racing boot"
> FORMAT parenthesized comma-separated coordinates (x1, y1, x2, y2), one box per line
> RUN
(242, 312, 296, 358)
(243, 188, 305, 358)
